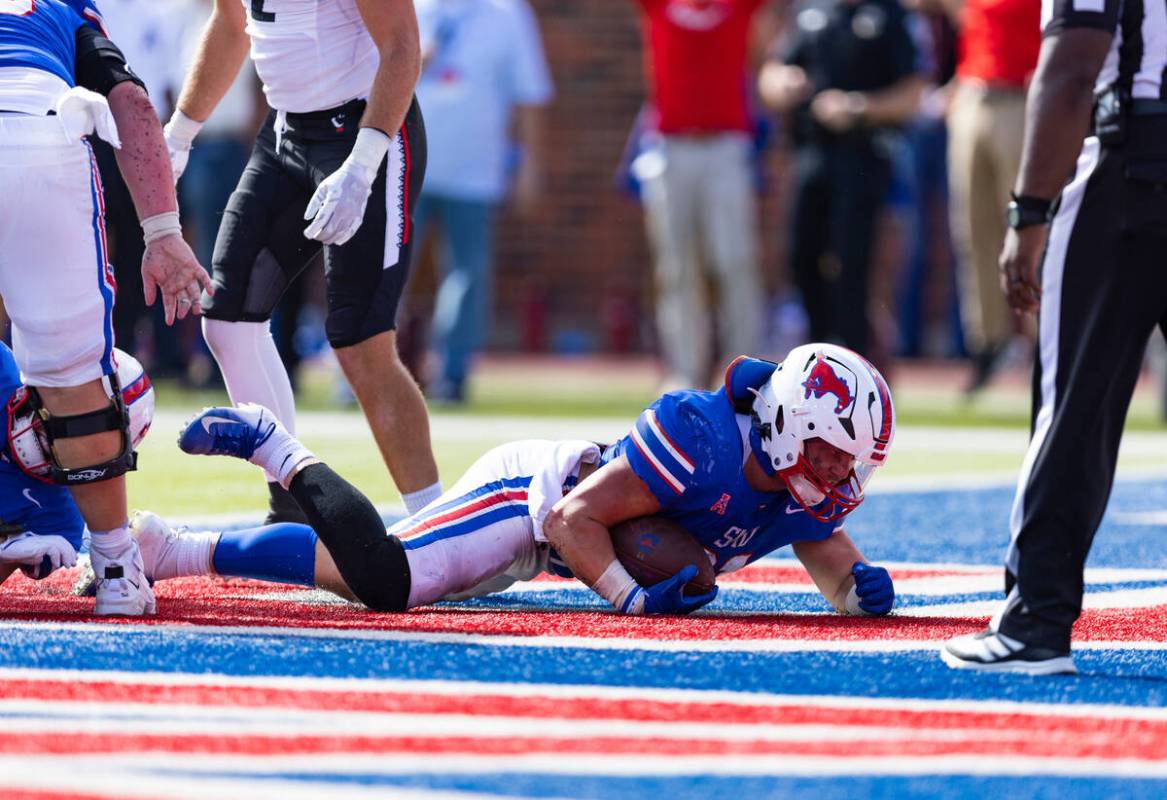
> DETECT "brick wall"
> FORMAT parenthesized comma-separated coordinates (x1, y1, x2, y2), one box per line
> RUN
(409, 2, 793, 357)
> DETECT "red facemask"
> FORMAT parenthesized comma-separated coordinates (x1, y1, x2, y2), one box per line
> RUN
(778, 454, 864, 522)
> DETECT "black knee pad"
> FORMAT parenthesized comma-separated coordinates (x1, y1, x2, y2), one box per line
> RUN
(287, 463, 411, 611)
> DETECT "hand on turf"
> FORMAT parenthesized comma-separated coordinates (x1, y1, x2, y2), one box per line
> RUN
(142, 234, 213, 325)
(851, 561, 894, 615)
(303, 157, 379, 246)
(0, 533, 77, 579)
(640, 564, 719, 615)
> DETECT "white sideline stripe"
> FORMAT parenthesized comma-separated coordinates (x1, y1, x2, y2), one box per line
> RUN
(0, 701, 1051, 743)
(5, 667, 1167, 721)
(3, 753, 1167, 781)
(1114, 510, 1167, 525)
(902, 586, 1167, 618)
(0, 761, 493, 800)
(2, 619, 1166, 654)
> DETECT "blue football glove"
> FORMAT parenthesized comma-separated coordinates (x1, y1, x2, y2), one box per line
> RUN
(851, 561, 894, 615)
(640, 564, 719, 615)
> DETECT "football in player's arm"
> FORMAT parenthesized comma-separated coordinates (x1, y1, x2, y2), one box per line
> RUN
(60, 344, 896, 618)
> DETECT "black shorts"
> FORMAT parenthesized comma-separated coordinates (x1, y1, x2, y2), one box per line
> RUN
(202, 97, 426, 348)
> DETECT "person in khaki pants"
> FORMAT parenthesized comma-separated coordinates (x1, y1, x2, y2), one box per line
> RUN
(943, 0, 1039, 393)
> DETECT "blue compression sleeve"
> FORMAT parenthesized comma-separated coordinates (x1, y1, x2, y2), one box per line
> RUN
(211, 523, 318, 586)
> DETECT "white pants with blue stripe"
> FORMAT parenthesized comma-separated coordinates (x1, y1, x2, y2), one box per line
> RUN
(0, 115, 115, 387)
(390, 439, 600, 608)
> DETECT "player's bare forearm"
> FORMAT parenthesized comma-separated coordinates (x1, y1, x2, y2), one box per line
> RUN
(175, 0, 250, 122)
(106, 82, 177, 219)
(544, 504, 622, 588)
(792, 529, 864, 613)
(543, 457, 661, 588)
(355, 0, 421, 135)
(1014, 29, 1113, 200)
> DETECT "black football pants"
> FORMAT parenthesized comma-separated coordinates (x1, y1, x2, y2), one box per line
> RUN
(998, 117, 1167, 651)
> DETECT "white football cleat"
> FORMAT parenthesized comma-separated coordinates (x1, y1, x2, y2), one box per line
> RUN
(130, 510, 183, 581)
(90, 538, 156, 616)
(130, 510, 216, 582)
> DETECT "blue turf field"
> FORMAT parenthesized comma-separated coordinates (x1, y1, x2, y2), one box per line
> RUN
(0, 478, 1165, 799)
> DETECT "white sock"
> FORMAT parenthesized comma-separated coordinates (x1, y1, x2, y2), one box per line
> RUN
(90, 524, 131, 557)
(248, 420, 315, 487)
(203, 318, 297, 483)
(402, 482, 442, 515)
(150, 531, 219, 581)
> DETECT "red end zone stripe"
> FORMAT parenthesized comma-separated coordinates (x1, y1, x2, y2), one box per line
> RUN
(0, 730, 1164, 762)
(5, 574, 1164, 643)
(2, 677, 1163, 740)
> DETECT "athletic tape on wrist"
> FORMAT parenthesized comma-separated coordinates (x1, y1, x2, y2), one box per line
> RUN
(592, 560, 643, 615)
(165, 109, 203, 148)
(140, 211, 182, 245)
(844, 584, 868, 616)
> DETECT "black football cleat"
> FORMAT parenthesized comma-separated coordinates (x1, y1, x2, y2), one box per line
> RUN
(941, 628, 1076, 675)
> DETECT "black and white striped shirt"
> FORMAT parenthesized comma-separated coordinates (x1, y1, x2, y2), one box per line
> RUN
(1043, 0, 1167, 99)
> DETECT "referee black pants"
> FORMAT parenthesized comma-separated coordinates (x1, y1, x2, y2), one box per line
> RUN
(998, 118, 1167, 652)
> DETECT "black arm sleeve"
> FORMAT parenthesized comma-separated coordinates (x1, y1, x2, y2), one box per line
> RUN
(74, 25, 147, 97)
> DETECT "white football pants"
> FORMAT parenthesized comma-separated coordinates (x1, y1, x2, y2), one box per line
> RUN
(0, 115, 115, 386)
(391, 439, 601, 607)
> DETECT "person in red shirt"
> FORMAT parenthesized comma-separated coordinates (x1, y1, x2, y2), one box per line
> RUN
(630, 0, 770, 389)
(943, 0, 1040, 393)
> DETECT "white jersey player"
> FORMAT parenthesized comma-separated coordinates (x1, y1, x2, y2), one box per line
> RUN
(165, 0, 442, 526)
(0, 0, 210, 615)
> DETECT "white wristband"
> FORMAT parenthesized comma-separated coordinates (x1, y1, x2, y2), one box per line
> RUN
(349, 127, 391, 171)
(591, 560, 644, 615)
(164, 109, 203, 148)
(141, 211, 182, 245)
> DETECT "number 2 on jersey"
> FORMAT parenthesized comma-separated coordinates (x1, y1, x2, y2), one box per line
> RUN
(250, 0, 275, 22)
(0, 1, 35, 16)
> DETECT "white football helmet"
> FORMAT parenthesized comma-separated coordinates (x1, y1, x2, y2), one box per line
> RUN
(8, 348, 155, 481)
(749, 343, 894, 521)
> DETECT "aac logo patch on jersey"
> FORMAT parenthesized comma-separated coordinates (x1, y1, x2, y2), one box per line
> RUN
(710, 493, 731, 515)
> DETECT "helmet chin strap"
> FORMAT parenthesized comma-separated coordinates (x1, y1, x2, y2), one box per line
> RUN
(778, 456, 864, 522)
(748, 424, 779, 476)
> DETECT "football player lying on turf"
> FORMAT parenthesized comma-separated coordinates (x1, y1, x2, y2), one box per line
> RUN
(0, 343, 154, 591)
(127, 343, 897, 616)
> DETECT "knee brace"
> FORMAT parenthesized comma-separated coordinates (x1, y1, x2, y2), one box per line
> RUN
(7, 378, 135, 486)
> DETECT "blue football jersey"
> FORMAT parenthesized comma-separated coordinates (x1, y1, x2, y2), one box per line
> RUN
(0, 0, 104, 87)
(0, 344, 84, 549)
(603, 358, 843, 574)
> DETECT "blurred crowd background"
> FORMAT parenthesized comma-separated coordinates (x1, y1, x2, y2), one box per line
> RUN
(43, 0, 1167, 412)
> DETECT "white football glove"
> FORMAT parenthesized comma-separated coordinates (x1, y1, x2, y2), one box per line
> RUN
(55, 87, 121, 148)
(304, 128, 390, 246)
(163, 110, 203, 185)
(0, 532, 78, 579)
